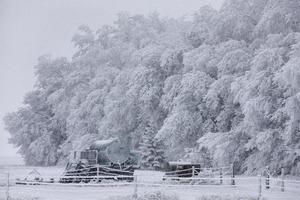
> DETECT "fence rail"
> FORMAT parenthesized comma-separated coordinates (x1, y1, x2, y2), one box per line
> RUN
(1, 166, 299, 200)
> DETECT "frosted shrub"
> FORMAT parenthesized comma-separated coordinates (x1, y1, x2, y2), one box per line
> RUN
(137, 192, 179, 200)
(108, 191, 179, 200)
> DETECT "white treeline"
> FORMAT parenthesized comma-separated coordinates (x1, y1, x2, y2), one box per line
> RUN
(3, 0, 300, 175)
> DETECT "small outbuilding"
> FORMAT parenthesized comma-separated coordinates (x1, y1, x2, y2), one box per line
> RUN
(25, 169, 42, 182)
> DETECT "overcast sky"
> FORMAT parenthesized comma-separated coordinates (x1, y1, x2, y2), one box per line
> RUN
(0, 0, 224, 158)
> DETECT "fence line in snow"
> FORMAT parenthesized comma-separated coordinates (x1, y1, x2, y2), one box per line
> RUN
(1, 167, 300, 200)
(2, 174, 299, 189)
(7, 176, 299, 200)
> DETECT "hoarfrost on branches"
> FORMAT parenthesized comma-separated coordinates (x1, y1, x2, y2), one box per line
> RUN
(4, 0, 300, 175)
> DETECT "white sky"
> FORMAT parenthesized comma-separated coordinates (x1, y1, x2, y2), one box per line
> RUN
(0, 0, 224, 158)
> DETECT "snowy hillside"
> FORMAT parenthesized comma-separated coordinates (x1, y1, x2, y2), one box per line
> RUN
(3, 0, 300, 176)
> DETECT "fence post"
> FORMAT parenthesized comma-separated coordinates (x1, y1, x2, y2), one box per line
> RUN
(258, 174, 262, 200)
(265, 166, 270, 190)
(96, 165, 99, 183)
(219, 168, 223, 185)
(231, 164, 235, 186)
(6, 173, 9, 200)
(133, 175, 138, 199)
(192, 166, 195, 177)
(281, 168, 285, 192)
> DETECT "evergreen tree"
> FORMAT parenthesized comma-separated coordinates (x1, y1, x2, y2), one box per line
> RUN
(152, 138, 166, 170)
(139, 124, 165, 169)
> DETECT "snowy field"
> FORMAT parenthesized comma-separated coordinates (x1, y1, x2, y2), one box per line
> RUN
(0, 164, 299, 200)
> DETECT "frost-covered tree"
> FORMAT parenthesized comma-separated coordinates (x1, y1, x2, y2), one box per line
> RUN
(3, 0, 300, 174)
(139, 123, 165, 169)
(254, 0, 300, 38)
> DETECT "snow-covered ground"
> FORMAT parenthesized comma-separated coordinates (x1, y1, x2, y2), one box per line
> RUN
(0, 166, 299, 200)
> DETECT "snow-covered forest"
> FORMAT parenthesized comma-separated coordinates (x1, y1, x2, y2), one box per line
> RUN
(3, 0, 300, 175)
